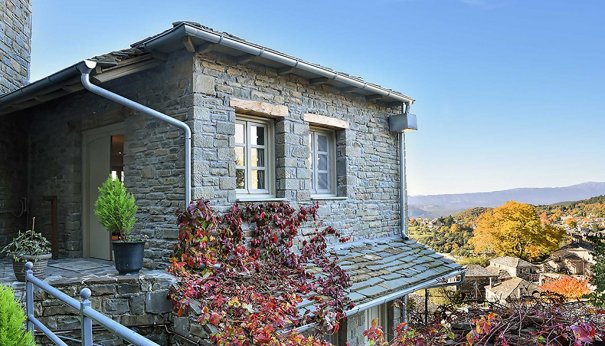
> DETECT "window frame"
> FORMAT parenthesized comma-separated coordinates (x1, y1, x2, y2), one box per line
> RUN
(309, 127, 337, 197)
(235, 115, 275, 198)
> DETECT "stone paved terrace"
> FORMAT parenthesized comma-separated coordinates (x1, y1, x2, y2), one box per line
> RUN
(1, 258, 115, 292)
(1, 258, 173, 299)
(1, 258, 176, 345)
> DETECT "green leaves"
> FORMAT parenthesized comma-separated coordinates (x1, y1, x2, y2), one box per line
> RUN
(0, 285, 35, 346)
(94, 176, 138, 240)
(1, 228, 51, 262)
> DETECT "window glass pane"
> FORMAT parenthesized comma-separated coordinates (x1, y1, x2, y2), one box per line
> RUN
(251, 125, 265, 146)
(236, 169, 246, 189)
(235, 147, 245, 166)
(251, 148, 265, 167)
(318, 134, 328, 152)
(318, 173, 328, 190)
(318, 153, 328, 171)
(308, 133, 313, 169)
(251, 169, 265, 189)
(235, 123, 245, 144)
(110, 135, 124, 181)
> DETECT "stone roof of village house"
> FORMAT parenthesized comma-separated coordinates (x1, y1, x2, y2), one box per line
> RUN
(490, 256, 535, 269)
(300, 237, 462, 310)
(465, 264, 500, 278)
(485, 277, 541, 300)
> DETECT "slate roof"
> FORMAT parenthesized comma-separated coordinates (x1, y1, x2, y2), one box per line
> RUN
(490, 256, 535, 268)
(465, 264, 500, 278)
(485, 277, 541, 300)
(335, 237, 462, 305)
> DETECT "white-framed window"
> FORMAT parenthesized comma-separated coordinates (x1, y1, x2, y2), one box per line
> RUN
(235, 116, 274, 197)
(309, 128, 336, 196)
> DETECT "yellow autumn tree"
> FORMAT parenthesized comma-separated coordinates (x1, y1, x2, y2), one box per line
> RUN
(469, 201, 565, 261)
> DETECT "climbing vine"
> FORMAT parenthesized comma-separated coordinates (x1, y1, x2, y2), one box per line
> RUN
(167, 200, 351, 345)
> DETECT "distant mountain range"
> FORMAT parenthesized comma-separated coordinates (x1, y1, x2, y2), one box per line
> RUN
(409, 182, 605, 218)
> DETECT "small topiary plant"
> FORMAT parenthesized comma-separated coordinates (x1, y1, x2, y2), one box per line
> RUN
(0, 285, 35, 346)
(94, 176, 138, 241)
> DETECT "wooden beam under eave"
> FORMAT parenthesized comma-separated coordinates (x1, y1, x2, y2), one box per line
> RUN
(340, 86, 358, 93)
(61, 83, 82, 93)
(277, 67, 297, 75)
(310, 77, 330, 86)
(237, 54, 257, 65)
(34, 89, 70, 103)
(196, 42, 215, 54)
(182, 36, 196, 53)
(365, 94, 384, 102)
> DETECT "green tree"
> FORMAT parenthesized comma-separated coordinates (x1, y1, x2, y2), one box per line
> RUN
(470, 201, 565, 261)
(589, 237, 605, 307)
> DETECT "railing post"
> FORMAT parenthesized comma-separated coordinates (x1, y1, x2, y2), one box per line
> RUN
(80, 288, 93, 346)
(25, 262, 34, 332)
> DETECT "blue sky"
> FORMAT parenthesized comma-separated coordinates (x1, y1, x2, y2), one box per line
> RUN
(30, 0, 605, 195)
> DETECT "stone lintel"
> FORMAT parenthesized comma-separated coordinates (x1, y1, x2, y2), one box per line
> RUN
(303, 113, 349, 129)
(229, 97, 288, 118)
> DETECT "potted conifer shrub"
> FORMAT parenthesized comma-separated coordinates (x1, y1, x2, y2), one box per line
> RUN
(95, 176, 144, 275)
(1, 217, 51, 282)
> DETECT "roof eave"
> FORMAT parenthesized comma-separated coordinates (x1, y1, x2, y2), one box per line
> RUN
(138, 23, 415, 104)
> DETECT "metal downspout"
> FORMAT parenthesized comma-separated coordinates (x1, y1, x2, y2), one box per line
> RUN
(399, 131, 408, 239)
(76, 60, 192, 206)
(399, 103, 409, 240)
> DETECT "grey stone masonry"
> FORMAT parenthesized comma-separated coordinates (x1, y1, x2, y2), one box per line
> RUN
(31, 271, 175, 345)
(0, 113, 28, 250)
(191, 50, 403, 241)
(9, 51, 193, 263)
(0, 0, 32, 94)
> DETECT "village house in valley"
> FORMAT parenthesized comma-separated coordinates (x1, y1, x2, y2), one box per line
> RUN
(0, 4, 462, 344)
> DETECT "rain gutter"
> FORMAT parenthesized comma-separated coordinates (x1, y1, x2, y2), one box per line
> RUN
(295, 268, 465, 333)
(0, 63, 81, 105)
(140, 23, 414, 104)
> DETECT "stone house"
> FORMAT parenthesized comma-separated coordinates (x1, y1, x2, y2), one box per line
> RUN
(544, 243, 594, 276)
(0, 15, 463, 344)
(457, 264, 500, 302)
(484, 277, 541, 304)
(488, 256, 539, 281)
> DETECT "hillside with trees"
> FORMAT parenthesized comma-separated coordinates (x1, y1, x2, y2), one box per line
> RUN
(410, 195, 605, 261)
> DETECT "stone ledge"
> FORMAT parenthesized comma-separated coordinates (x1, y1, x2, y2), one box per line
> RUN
(304, 113, 349, 129)
(230, 97, 289, 118)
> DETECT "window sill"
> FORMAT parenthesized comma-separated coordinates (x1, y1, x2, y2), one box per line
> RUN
(236, 197, 288, 203)
(310, 195, 348, 201)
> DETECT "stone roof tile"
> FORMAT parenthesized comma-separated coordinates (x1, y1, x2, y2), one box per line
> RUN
(335, 237, 462, 305)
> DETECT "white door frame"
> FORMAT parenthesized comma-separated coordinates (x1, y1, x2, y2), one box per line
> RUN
(81, 122, 125, 258)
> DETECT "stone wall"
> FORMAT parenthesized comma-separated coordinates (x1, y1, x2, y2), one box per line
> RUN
(3, 45, 404, 263)
(0, 0, 32, 94)
(23, 51, 193, 261)
(32, 271, 174, 345)
(0, 113, 28, 250)
(190, 51, 403, 241)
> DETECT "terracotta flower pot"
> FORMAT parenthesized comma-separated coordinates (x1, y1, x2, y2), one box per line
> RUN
(12, 253, 52, 282)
